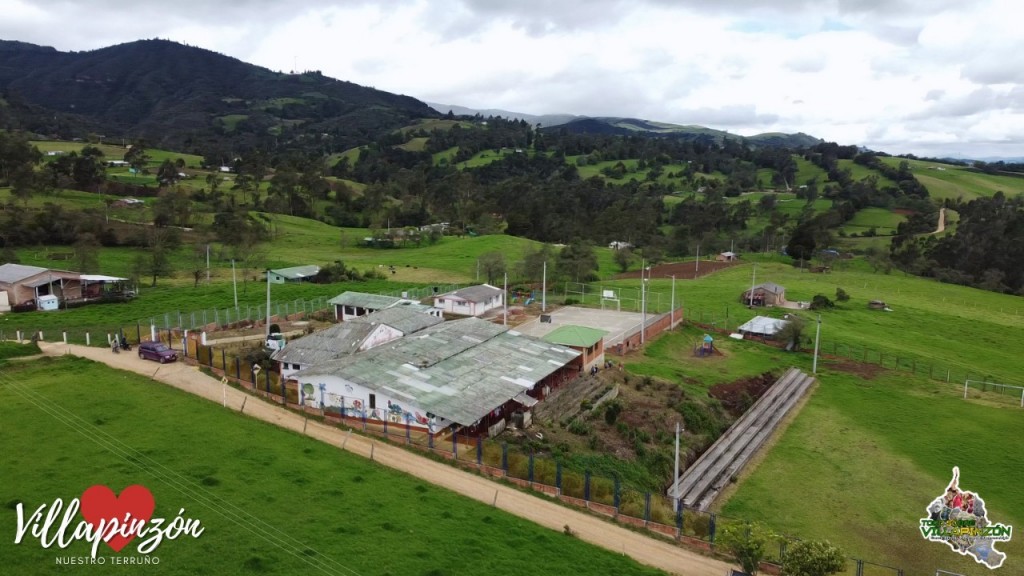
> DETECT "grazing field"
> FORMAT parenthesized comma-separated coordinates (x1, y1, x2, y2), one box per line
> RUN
(591, 258, 1024, 384)
(0, 358, 665, 576)
(397, 136, 429, 151)
(896, 162, 1024, 201)
(793, 155, 828, 185)
(840, 207, 906, 236)
(836, 159, 898, 188)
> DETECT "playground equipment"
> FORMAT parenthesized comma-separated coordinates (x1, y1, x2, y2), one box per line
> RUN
(694, 334, 716, 357)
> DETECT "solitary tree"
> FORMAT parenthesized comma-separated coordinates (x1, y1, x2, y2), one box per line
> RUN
(613, 247, 634, 273)
(781, 540, 845, 576)
(775, 315, 807, 350)
(718, 521, 775, 576)
(477, 251, 507, 285)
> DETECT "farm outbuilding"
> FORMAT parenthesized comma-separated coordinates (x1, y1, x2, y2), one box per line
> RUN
(741, 282, 787, 307)
(329, 291, 442, 321)
(433, 284, 504, 317)
(717, 251, 738, 262)
(267, 265, 321, 284)
(291, 318, 580, 437)
(0, 263, 82, 308)
(737, 316, 789, 339)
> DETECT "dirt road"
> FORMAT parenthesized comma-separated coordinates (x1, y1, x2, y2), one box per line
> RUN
(38, 342, 736, 576)
(933, 207, 946, 234)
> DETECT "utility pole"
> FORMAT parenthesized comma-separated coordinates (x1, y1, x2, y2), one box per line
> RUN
(695, 243, 700, 274)
(232, 260, 238, 308)
(749, 262, 757, 307)
(542, 260, 547, 312)
(503, 272, 508, 326)
(640, 260, 647, 345)
(668, 274, 676, 329)
(265, 268, 272, 338)
(673, 422, 681, 510)
(813, 314, 822, 374)
(206, 244, 211, 285)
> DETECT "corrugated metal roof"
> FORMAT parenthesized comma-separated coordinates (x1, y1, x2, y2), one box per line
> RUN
(737, 316, 789, 335)
(444, 284, 503, 303)
(273, 307, 442, 365)
(272, 322, 375, 365)
(328, 291, 403, 310)
(354, 306, 442, 334)
(270, 265, 321, 279)
(747, 282, 785, 294)
(543, 325, 607, 348)
(293, 318, 579, 425)
(0, 264, 49, 284)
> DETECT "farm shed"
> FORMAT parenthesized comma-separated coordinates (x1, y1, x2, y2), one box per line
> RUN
(267, 265, 321, 284)
(0, 263, 82, 307)
(273, 307, 443, 378)
(717, 251, 738, 262)
(737, 316, 789, 339)
(433, 284, 504, 317)
(741, 282, 787, 307)
(542, 325, 607, 373)
(291, 318, 580, 437)
(329, 291, 442, 321)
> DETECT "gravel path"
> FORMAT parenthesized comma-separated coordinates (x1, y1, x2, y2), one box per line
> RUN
(38, 342, 736, 576)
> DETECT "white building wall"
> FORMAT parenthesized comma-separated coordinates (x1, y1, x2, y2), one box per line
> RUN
(359, 324, 403, 351)
(296, 375, 452, 432)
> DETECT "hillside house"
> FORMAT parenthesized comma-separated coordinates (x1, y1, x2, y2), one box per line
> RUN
(433, 284, 504, 317)
(741, 282, 787, 307)
(609, 241, 632, 250)
(717, 251, 738, 262)
(291, 318, 580, 437)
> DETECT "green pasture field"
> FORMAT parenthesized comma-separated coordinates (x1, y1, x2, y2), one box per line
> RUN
(432, 146, 459, 165)
(396, 137, 428, 152)
(30, 140, 126, 158)
(585, 259, 1024, 384)
(397, 118, 471, 134)
(721, 366, 1023, 574)
(839, 207, 907, 236)
(836, 159, 898, 188)
(884, 158, 1024, 201)
(326, 147, 364, 170)
(456, 148, 527, 169)
(773, 196, 833, 218)
(793, 155, 828, 186)
(0, 358, 664, 576)
(216, 114, 249, 132)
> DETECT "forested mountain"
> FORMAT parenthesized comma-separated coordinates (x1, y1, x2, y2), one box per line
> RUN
(0, 39, 437, 159)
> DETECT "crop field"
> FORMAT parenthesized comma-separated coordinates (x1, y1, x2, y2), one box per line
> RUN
(0, 358, 664, 576)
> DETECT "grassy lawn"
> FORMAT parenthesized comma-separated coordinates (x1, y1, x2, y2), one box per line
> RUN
(720, 366, 1023, 574)
(0, 358, 664, 576)
(583, 259, 1024, 384)
(0, 340, 39, 360)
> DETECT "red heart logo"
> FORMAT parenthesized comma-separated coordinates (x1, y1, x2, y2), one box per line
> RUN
(79, 485, 155, 552)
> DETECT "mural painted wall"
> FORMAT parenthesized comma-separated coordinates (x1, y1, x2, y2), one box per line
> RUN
(298, 375, 454, 433)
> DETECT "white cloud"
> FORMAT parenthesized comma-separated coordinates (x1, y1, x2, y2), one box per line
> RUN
(0, 0, 1020, 156)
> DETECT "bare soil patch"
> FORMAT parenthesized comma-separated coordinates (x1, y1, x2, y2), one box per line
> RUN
(708, 372, 776, 417)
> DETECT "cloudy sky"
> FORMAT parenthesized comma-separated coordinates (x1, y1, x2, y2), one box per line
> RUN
(3, 0, 1023, 157)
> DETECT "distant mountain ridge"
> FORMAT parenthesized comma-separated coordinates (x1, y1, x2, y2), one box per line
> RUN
(0, 39, 437, 155)
(428, 102, 821, 148)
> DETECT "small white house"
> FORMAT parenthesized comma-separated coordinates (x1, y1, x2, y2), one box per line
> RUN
(609, 241, 632, 250)
(433, 284, 504, 317)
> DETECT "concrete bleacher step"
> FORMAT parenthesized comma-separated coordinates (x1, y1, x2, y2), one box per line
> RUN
(670, 368, 815, 510)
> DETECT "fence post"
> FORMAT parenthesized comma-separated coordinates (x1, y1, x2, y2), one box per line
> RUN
(584, 471, 591, 502)
(501, 443, 508, 473)
(221, 349, 226, 370)
(264, 371, 270, 394)
(235, 357, 241, 379)
(86, 332, 91, 346)
(428, 432, 434, 450)
(644, 492, 651, 524)
(709, 513, 717, 544)
(676, 501, 683, 538)
(137, 323, 141, 343)
(476, 436, 482, 465)
(383, 415, 388, 435)
(280, 379, 286, 403)
(855, 559, 864, 576)
(555, 462, 562, 493)
(406, 420, 411, 444)
(452, 431, 457, 459)
(613, 476, 621, 511)
(62, 331, 67, 344)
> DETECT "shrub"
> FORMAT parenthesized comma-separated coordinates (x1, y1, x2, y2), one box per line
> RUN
(835, 287, 850, 302)
(810, 294, 834, 310)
